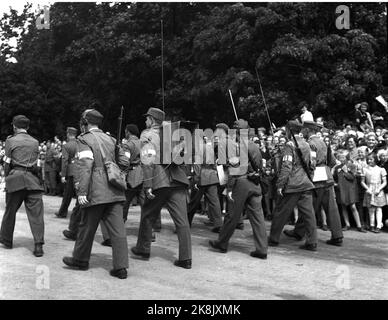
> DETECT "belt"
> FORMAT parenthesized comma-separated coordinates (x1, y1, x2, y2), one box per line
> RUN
(13, 166, 35, 172)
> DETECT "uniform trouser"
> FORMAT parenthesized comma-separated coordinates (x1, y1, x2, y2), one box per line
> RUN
(187, 184, 223, 227)
(0, 190, 44, 246)
(293, 186, 343, 240)
(57, 176, 75, 216)
(101, 188, 159, 241)
(136, 187, 192, 261)
(123, 186, 144, 221)
(269, 191, 317, 245)
(68, 201, 82, 236)
(217, 178, 268, 254)
(122, 187, 160, 229)
(45, 170, 57, 193)
(72, 202, 128, 270)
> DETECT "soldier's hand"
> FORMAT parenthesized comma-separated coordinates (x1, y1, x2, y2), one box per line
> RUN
(145, 188, 155, 200)
(78, 195, 89, 206)
(277, 188, 284, 197)
(227, 191, 234, 202)
(194, 184, 199, 190)
(61, 177, 66, 184)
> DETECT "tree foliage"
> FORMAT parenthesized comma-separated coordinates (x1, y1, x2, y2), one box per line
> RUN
(0, 2, 386, 139)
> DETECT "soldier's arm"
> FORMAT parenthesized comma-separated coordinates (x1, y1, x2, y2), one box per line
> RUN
(192, 164, 201, 186)
(3, 138, 12, 176)
(140, 131, 156, 190)
(61, 145, 69, 177)
(76, 138, 94, 197)
(276, 145, 293, 190)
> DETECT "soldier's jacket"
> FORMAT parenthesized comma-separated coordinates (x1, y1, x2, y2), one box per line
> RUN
(123, 135, 143, 188)
(61, 138, 77, 177)
(227, 140, 263, 192)
(140, 125, 188, 190)
(308, 135, 336, 188)
(193, 141, 219, 187)
(276, 136, 315, 193)
(75, 128, 125, 207)
(3, 132, 44, 193)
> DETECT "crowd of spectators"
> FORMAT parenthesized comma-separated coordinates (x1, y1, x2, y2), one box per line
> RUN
(251, 102, 388, 233)
(1, 101, 387, 232)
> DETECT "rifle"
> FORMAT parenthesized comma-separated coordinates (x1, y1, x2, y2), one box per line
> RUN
(228, 89, 239, 121)
(116, 106, 124, 158)
(255, 68, 274, 136)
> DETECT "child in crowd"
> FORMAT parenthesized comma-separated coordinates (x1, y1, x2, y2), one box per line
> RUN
(333, 150, 366, 232)
(361, 153, 387, 233)
(355, 146, 369, 228)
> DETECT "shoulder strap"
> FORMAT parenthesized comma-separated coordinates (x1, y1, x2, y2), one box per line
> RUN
(89, 131, 106, 162)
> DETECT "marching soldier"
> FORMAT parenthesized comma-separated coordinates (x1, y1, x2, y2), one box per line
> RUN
(268, 120, 318, 251)
(62, 124, 87, 241)
(55, 127, 78, 218)
(187, 131, 223, 233)
(209, 119, 268, 259)
(131, 107, 192, 269)
(0, 115, 45, 257)
(63, 108, 129, 279)
(99, 123, 147, 246)
(284, 120, 344, 246)
(122, 124, 144, 221)
(44, 141, 58, 195)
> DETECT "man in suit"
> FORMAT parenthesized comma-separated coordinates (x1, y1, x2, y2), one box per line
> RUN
(131, 107, 192, 269)
(55, 127, 78, 218)
(284, 120, 344, 247)
(0, 115, 45, 257)
(268, 120, 318, 251)
(209, 119, 268, 259)
(63, 108, 129, 279)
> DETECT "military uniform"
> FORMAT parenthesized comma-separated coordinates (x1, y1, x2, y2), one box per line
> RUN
(56, 128, 78, 217)
(44, 145, 58, 195)
(187, 141, 223, 230)
(269, 126, 318, 247)
(292, 131, 343, 241)
(122, 134, 144, 220)
(210, 119, 268, 257)
(133, 108, 191, 266)
(0, 116, 45, 254)
(68, 116, 128, 271)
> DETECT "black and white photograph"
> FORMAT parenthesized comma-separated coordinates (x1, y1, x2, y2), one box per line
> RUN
(0, 0, 387, 303)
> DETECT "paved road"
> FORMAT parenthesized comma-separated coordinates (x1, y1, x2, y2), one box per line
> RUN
(0, 187, 387, 300)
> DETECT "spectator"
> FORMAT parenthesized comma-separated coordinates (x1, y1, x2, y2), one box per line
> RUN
(300, 102, 314, 123)
(333, 150, 366, 232)
(361, 153, 387, 233)
(355, 102, 374, 131)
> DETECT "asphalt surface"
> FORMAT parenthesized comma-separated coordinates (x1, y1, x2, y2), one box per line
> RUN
(0, 185, 387, 300)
